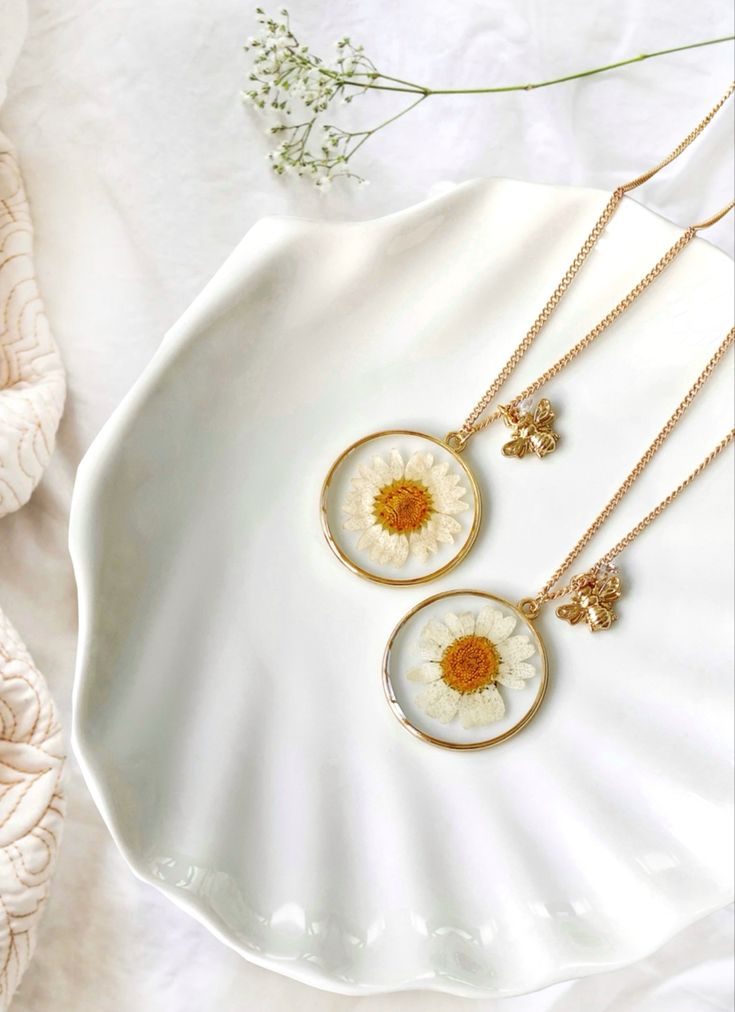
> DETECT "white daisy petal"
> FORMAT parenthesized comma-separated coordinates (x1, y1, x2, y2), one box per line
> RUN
(357, 525, 401, 566)
(343, 514, 374, 531)
(389, 449, 405, 480)
(426, 471, 470, 513)
(343, 487, 376, 515)
(366, 457, 392, 485)
(496, 671, 524, 689)
(458, 685, 506, 727)
(371, 530, 392, 564)
(409, 527, 437, 562)
(427, 513, 461, 544)
(388, 533, 409, 568)
(357, 463, 379, 484)
(496, 660, 536, 689)
(357, 524, 381, 553)
(406, 662, 442, 683)
(459, 612, 476, 636)
(439, 495, 470, 515)
(444, 611, 475, 638)
(419, 619, 454, 658)
(431, 477, 471, 514)
(498, 635, 536, 664)
(375, 531, 395, 565)
(475, 606, 516, 643)
(443, 612, 462, 637)
(376, 529, 402, 566)
(405, 451, 433, 481)
(415, 681, 461, 723)
(349, 475, 380, 496)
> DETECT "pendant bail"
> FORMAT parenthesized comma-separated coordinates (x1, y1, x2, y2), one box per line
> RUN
(518, 597, 541, 620)
(444, 429, 472, 453)
(497, 402, 520, 427)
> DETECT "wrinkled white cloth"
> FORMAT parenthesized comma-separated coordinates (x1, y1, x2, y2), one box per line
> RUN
(1, 0, 733, 1009)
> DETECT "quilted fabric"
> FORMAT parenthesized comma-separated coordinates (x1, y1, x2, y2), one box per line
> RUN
(0, 611, 64, 1011)
(0, 133, 66, 518)
(0, 5, 67, 1006)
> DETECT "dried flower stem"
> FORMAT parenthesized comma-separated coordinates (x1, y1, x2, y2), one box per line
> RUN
(243, 10, 734, 188)
(335, 36, 735, 95)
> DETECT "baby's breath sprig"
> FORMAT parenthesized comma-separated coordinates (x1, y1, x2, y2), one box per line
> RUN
(242, 9, 734, 190)
(243, 8, 394, 187)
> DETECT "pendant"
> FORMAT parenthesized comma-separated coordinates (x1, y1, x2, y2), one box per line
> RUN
(556, 565, 622, 631)
(320, 430, 482, 586)
(383, 589, 549, 749)
(499, 397, 559, 459)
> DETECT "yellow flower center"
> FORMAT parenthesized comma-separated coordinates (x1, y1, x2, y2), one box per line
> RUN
(440, 635, 499, 693)
(373, 479, 433, 534)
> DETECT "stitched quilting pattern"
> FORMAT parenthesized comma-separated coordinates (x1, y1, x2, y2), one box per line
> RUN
(0, 608, 64, 1010)
(0, 133, 66, 519)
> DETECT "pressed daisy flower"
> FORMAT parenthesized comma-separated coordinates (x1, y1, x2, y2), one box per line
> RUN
(407, 606, 537, 728)
(342, 449, 469, 568)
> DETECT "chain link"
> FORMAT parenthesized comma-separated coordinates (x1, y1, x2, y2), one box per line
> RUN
(533, 327, 735, 605)
(594, 431, 735, 565)
(460, 187, 624, 432)
(620, 81, 735, 192)
(459, 82, 735, 438)
(469, 225, 701, 433)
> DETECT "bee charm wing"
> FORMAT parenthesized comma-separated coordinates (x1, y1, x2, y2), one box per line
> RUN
(597, 573, 622, 606)
(556, 601, 586, 625)
(533, 398, 555, 428)
(502, 436, 530, 458)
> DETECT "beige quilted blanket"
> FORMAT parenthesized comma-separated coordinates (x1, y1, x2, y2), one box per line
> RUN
(0, 29, 66, 1007)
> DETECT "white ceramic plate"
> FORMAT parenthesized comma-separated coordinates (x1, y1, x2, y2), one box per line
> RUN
(70, 179, 735, 997)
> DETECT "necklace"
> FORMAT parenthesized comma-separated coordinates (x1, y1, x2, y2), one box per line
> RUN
(320, 84, 735, 587)
(382, 327, 734, 749)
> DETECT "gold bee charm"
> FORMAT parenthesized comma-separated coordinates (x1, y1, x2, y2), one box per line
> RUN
(499, 398, 559, 459)
(556, 568, 622, 632)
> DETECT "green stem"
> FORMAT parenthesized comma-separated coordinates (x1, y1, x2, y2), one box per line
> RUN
(339, 35, 734, 95)
(346, 93, 429, 157)
(370, 71, 429, 90)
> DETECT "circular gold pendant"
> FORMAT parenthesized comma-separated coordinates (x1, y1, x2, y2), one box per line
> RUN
(383, 590, 549, 749)
(320, 430, 481, 586)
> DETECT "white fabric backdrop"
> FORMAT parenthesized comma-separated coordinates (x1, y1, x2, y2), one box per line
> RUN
(1, 0, 733, 1009)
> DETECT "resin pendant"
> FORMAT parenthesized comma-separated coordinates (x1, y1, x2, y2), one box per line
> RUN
(320, 431, 481, 586)
(383, 590, 548, 749)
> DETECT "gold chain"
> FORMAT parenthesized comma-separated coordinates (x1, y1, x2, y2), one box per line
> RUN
(620, 81, 735, 192)
(456, 187, 625, 439)
(455, 82, 735, 443)
(520, 327, 734, 613)
(592, 430, 734, 564)
(467, 203, 734, 432)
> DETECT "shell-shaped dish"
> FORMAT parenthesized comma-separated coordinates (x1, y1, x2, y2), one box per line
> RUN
(70, 179, 734, 997)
